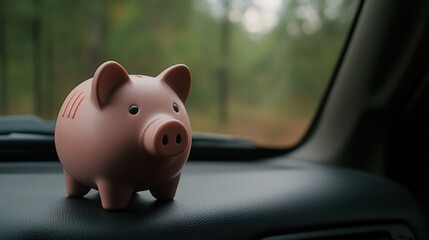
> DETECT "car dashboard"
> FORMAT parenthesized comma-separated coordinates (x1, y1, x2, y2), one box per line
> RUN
(0, 157, 425, 239)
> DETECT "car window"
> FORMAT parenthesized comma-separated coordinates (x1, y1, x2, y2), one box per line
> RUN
(0, 0, 359, 148)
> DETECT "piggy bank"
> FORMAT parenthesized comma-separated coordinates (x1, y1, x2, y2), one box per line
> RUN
(55, 61, 192, 210)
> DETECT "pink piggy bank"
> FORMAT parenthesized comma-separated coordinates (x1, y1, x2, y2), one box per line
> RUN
(55, 61, 192, 210)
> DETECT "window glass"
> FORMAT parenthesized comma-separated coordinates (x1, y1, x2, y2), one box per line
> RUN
(0, 0, 359, 147)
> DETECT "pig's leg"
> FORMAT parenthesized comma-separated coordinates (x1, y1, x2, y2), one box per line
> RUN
(150, 174, 181, 200)
(64, 170, 90, 197)
(96, 180, 134, 210)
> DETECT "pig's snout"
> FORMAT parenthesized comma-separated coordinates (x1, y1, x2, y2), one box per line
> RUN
(143, 119, 189, 158)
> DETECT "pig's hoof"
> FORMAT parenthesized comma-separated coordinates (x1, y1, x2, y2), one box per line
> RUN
(64, 170, 90, 197)
(96, 180, 134, 210)
(150, 175, 180, 200)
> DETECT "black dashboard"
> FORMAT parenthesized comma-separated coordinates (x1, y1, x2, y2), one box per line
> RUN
(0, 157, 425, 239)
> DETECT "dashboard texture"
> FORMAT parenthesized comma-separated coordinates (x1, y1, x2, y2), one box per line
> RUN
(0, 157, 426, 239)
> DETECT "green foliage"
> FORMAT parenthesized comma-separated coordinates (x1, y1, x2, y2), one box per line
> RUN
(0, 0, 359, 146)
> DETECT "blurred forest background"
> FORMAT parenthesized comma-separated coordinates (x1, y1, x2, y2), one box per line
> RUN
(0, 0, 358, 147)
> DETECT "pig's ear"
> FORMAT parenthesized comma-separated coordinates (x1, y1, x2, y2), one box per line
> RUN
(158, 64, 191, 103)
(91, 61, 130, 108)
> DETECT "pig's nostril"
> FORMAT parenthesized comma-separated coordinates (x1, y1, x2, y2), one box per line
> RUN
(162, 135, 169, 145)
(176, 134, 182, 144)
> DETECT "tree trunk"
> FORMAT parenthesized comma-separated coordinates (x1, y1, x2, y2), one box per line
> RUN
(218, 0, 231, 125)
(88, 0, 107, 72)
(33, 0, 43, 116)
(44, 1, 54, 118)
(0, 1, 7, 114)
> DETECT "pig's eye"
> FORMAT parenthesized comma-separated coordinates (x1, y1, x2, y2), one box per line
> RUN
(173, 103, 179, 113)
(128, 104, 139, 115)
